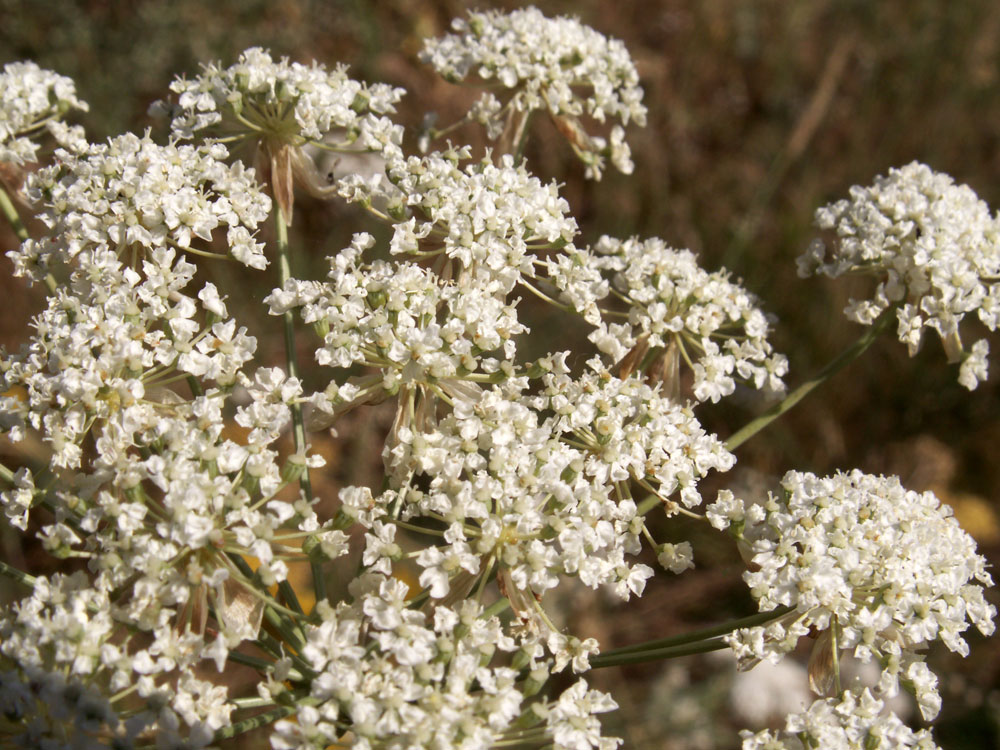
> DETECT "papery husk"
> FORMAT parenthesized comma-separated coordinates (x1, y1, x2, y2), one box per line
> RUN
(941, 329, 964, 364)
(615, 335, 649, 381)
(550, 113, 594, 152)
(215, 577, 265, 644)
(259, 141, 296, 226)
(649, 338, 681, 403)
(807, 627, 838, 697)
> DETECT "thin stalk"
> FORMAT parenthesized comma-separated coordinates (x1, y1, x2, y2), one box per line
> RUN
(480, 597, 510, 620)
(277, 579, 305, 617)
(725, 308, 895, 451)
(275, 211, 309, 472)
(214, 699, 314, 741)
(589, 638, 729, 668)
(226, 650, 276, 673)
(636, 494, 662, 516)
(0, 559, 37, 589)
(511, 110, 533, 165)
(473, 555, 495, 603)
(230, 695, 278, 709)
(0, 183, 29, 242)
(274, 209, 325, 607)
(593, 605, 794, 660)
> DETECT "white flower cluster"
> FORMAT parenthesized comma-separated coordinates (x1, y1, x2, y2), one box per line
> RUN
(329, 355, 732, 644)
(740, 688, 940, 750)
(0, 242, 328, 627)
(798, 162, 1000, 389)
(163, 46, 404, 151)
(338, 147, 578, 294)
(275, 141, 737, 661)
(0, 572, 234, 749)
(2, 247, 254, 468)
(5, 8, 995, 750)
(158, 47, 405, 224)
(12, 132, 271, 275)
(420, 7, 646, 179)
(589, 236, 788, 402)
(708, 470, 995, 719)
(541, 357, 737, 510)
(0, 60, 88, 166)
(267, 232, 526, 399)
(268, 572, 622, 750)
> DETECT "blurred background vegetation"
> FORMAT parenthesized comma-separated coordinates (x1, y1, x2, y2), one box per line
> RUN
(3, 0, 1000, 747)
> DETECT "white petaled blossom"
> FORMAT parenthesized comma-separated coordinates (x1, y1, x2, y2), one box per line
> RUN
(798, 162, 1000, 389)
(421, 6, 646, 179)
(588, 236, 788, 402)
(267, 233, 527, 406)
(328, 354, 732, 646)
(268, 572, 622, 750)
(545, 680, 622, 750)
(163, 46, 403, 147)
(739, 688, 941, 750)
(707, 470, 995, 719)
(540, 357, 736, 511)
(158, 46, 405, 222)
(1, 466, 35, 530)
(0, 61, 88, 167)
(337, 147, 579, 295)
(0, 572, 234, 749)
(0, 239, 332, 638)
(5, 14, 993, 750)
(11, 132, 271, 277)
(1, 247, 253, 469)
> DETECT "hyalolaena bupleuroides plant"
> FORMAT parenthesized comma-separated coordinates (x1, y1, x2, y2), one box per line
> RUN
(0, 7, 995, 749)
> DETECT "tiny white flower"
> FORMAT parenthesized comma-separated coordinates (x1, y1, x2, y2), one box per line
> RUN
(0, 61, 88, 166)
(718, 469, 995, 719)
(801, 162, 1000, 388)
(421, 7, 645, 179)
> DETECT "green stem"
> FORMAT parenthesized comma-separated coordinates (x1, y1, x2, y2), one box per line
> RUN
(593, 605, 794, 662)
(213, 698, 315, 741)
(0, 559, 37, 589)
(589, 638, 730, 668)
(277, 579, 304, 617)
(230, 695, 278, 709)
(273, 210, 325, 608)
(511, 110, 533, 165)
(186, 375, 204, 398)
(275, 211, 308, 469)
(226, 650, 275, 672)
(0, 184, 29, 242)
(725, 307, 895, 451)
(480, 596, 510, 620)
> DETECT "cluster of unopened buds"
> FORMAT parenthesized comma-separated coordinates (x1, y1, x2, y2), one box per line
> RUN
(0, 7, 994, 750)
